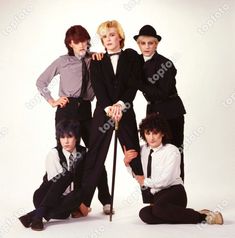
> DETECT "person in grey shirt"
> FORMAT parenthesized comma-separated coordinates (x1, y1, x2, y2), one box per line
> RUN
(36, 25, 112, 215)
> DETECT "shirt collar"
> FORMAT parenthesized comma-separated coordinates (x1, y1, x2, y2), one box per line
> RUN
(62, 148, 77, 160)
(143, 54, 154, 62)
(107, 50, 122, 55)
(143, 51, 157, 62)
(148, 143, 163, 153)
(75, 53, 86, 60)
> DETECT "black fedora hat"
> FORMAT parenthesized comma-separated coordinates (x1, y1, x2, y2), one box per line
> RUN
(134, 25, 161, 41)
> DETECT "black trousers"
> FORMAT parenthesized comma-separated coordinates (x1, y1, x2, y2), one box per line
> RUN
(55, 98, 92, 146)
(81, 106, 144, 206)
(139, 185, 203, 224)
(55, 98, 111, 206)
(32, 172, 81, 220)
(167, 116, 185, 181)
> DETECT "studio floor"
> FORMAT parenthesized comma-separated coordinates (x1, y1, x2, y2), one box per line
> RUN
(1, 188, 235, 238)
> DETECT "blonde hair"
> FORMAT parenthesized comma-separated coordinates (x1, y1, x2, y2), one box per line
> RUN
(97, 20, 125, 49)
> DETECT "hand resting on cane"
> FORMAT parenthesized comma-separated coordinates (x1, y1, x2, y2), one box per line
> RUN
(107, 103, 123, 122)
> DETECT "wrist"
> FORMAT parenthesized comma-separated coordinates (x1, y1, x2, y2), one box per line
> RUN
(48, 99, 56, 107)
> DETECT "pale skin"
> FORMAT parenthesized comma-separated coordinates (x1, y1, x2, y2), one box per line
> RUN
(124, 130, 164, 186)
(59, 135, 77, 153)
(137, 36, 159, 57)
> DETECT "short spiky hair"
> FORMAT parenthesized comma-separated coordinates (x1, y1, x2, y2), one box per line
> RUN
(139, 113, 171, 145)
(97, 20, 125, 49)
(55, 120, 80, 148)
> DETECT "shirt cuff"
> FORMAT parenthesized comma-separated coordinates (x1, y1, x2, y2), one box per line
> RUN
(116, 100, 126, 111)
(143, 178, 153, 188)
(104, 106, 111, 114)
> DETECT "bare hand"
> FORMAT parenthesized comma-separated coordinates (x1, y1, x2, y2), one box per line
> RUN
(110, 104, 123, 122)
(91, 52, 104, 61)
(106, 106, 113, 118)
(123, 145, 138, 166)
(49, 97, 69, 108)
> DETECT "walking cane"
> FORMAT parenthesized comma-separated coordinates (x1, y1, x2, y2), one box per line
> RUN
(110, 120, 118, 222)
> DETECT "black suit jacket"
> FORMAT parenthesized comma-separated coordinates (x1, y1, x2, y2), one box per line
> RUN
(90, 49, 142, 112)
(85, 48, 144, 177)
(139, 52, 186, 119)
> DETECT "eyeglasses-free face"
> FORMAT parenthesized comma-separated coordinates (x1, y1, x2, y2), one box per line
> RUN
(69, 40, 89, 57)
(101, 27, 122, 52)
(137, 36, 158, 57)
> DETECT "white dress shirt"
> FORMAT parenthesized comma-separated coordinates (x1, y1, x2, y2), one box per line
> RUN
(127, 143, 183, 195)
(108, 50, 121, 74)
(45, 148, 77, 195)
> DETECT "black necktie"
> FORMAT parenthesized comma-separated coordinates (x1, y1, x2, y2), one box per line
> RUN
(80, 57, 89, 98)
(147, 149, 154, 178)
(68, 154, 74, 171)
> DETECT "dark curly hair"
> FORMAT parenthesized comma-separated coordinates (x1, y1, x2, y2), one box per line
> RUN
(64, 25, 91, 56)
(139, 113, 172, 145)
(55, 120, 80, 148)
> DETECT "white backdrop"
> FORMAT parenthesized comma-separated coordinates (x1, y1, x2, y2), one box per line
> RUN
(0, 0, 234, 237)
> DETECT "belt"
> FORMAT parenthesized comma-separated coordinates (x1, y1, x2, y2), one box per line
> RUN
(148, 93, 178, 105)
(67, 97, 89, 103)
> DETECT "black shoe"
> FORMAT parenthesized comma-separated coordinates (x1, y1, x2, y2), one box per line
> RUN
(31, 218, 44, 231)
(18, 214, 32, 228)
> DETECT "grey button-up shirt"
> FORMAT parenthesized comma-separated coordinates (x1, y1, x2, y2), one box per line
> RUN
(36, 54, 94, 101)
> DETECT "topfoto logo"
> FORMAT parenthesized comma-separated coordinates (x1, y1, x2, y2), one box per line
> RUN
(148, 60, 173, 84)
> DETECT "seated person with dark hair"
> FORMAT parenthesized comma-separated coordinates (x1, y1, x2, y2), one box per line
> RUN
(19, 120, 89, 231)
(124, 113, 223, 225)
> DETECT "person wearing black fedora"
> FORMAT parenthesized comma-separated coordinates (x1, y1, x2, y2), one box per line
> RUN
(133, 25, 186, 181)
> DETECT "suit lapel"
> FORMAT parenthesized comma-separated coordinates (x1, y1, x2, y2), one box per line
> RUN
(115, 50, 125, 78)
(102, 53, 115, 81)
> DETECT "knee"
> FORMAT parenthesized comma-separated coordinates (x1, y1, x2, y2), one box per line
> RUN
(152, 204, 165, 217)
(33, 189, 41, 208)
(139, 206, 152, 224)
